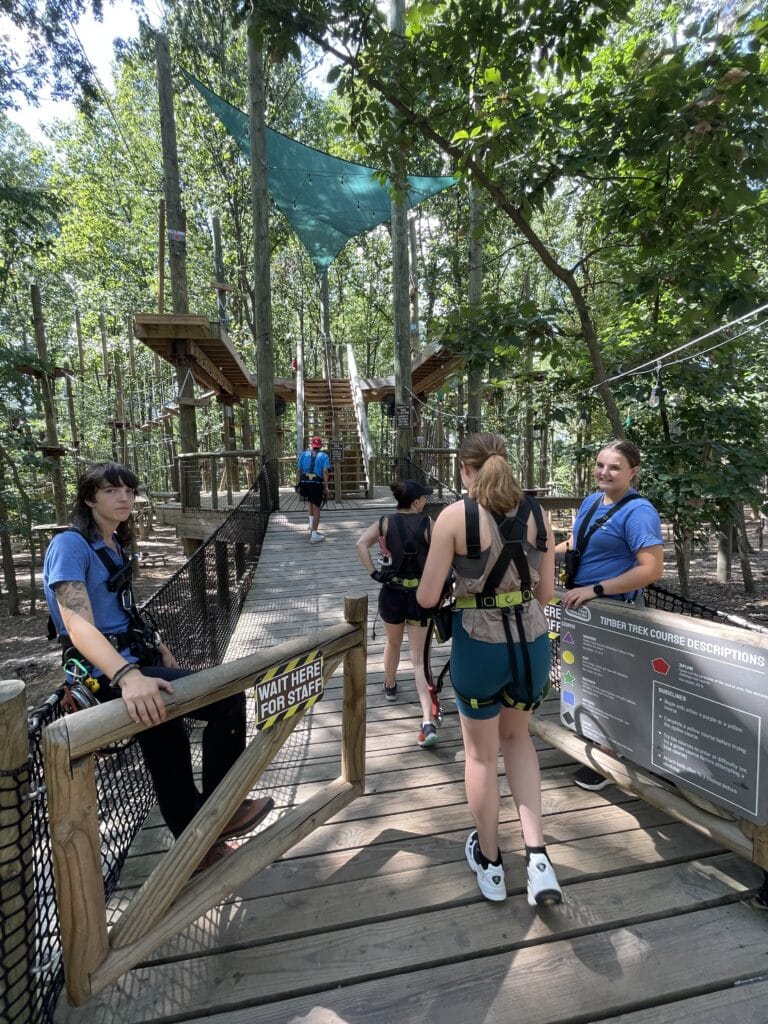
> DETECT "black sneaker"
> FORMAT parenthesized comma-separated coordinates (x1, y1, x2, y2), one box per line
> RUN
(573, 766, 611, 791)
(383, 683, 397, 701)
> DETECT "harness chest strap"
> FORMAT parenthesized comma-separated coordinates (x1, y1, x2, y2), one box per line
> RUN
(301, 451, 320, 480)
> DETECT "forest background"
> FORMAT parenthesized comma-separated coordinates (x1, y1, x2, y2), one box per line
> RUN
(1, 0, 767, 698)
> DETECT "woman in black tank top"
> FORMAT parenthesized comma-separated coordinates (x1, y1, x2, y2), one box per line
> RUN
(355, 479, 439, 748)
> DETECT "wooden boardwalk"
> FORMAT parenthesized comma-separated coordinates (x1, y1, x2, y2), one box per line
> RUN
(55, 498, 768, 1024)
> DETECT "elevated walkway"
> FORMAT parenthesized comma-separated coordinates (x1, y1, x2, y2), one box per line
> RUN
(55, 496, 766, 1024)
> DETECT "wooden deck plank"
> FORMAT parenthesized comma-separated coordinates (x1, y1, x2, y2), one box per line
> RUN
(57, 870, 762, 1022)
(54, 501, 768, 1023)
(597, 979, 768, 1023)
(167, 904, 768, 1024)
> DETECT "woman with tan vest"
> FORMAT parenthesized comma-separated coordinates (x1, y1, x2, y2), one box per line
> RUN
(417, 433, 562, 907)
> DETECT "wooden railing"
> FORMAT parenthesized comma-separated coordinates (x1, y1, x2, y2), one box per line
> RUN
(175, 449, 261, 510)
(347, 344, 375, 499)
(43, 595, 367, 1007)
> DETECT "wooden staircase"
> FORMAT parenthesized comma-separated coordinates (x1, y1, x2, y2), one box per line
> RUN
(304, 379, 369, 498)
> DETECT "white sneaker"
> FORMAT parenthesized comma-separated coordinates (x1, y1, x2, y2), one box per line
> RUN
(465, 831, 506, 902)
(310, 531, 326, 544)
(526, 852, 562, 907)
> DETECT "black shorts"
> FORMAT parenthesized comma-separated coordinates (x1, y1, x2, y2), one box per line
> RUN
(298, 480, 324, 505)
(378, 584, 430, 626)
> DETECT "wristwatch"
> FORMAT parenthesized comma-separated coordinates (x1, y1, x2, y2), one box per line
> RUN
(593, 583, 605, 597)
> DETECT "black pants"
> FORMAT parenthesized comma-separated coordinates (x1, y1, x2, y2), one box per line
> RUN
(118, 666, 246, 838)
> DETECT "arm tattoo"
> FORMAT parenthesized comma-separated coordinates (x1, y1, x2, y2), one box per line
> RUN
(54, 581, 95, 626)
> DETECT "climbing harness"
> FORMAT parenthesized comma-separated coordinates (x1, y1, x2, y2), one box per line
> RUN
(48, 529, 162, 692)
(375, 512, 431, 591)
(449, 495, 549, 711)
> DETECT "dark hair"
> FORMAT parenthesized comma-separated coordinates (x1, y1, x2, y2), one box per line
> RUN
(598, 440, 641, 471)
(390, 480, 418, 510)
(459, 433, 523, 514)
(72, 462, 140, 545)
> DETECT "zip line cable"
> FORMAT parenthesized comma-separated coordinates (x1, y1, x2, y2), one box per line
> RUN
(67, 20, 163, 194)
(589, 301, 768, 392)
(594, 316, 768, 387)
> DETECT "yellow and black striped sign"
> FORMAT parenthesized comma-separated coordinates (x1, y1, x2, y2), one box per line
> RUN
(253, 649, 324, 731)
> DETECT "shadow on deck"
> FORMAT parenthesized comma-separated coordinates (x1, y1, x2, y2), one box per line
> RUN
(55, 501, 768, 1024)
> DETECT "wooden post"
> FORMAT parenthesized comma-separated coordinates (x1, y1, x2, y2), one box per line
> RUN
(212, 212, 228, 327)
(74, 308, 86, 460)
(99, 311, 118, 462)
(30, 284, 68, 522)
(342, 595, 367, 792)
(296, 340, 305, 460)
(127, 316, 139, 475)
(156, 31, 199, 527)
(0, 680, 34, 1024)
(114, 355, 128, 466)
(408, 213, 421, 356)
(64, 365, 79, 453)
(74, 307, 85, 375)
(247, 28, 279, 493)
(215, 540, 229, 607)
(43, 717, 109, 1006)
(389, 0, 412, 476)
(320, 270, 334, 379)
(466, 182, 483, 434)
(157, 198, 166, 314)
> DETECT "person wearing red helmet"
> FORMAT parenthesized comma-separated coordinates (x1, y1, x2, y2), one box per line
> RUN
(296, 436, 331, 543)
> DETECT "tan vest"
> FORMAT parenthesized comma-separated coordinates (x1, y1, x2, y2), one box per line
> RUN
(453, 503, 548, 645)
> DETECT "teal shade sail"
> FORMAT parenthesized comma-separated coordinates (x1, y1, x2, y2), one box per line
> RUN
(186, 73, 457, 274)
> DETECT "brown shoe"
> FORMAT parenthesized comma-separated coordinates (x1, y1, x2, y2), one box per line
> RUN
(217, 796, 274, 841)
(193, 840, 236, 875)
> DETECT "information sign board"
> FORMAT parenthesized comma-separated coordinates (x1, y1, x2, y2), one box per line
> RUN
(395, 403, 411, 428)
(560, 601, 768, 824)
(253, 650, 324, 731)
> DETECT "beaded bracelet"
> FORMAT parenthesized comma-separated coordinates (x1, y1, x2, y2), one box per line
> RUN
(109, 662, 140, 690)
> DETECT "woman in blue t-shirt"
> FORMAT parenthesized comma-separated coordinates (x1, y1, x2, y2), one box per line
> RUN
(558, 439, 664, 789)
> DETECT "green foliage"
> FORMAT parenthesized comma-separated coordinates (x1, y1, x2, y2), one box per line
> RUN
(0, 0, 106, 111)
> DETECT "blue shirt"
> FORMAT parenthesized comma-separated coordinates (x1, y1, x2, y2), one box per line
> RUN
(43, 530, 131, 640)
(297, 449, 330, 477)
(572, 489, 663, 599)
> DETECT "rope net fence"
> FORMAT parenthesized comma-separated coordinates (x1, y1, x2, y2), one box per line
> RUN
(10, 463, 278, 1024)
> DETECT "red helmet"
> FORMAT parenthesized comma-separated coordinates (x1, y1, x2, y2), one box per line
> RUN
(310, 436, 323, 448)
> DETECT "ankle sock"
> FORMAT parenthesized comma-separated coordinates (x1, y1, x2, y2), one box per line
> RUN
(525, 844, 547, 865)
(476, 844, 503, 870)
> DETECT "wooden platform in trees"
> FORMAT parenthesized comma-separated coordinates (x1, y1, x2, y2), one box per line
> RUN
(133, 313, 461, 404)
(54, 505, 767, 1024)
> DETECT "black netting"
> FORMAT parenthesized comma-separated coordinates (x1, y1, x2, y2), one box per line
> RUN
(12, 465, 277, 1024)
(142, 462, 277, 668)
(0, 759, 34, 1024)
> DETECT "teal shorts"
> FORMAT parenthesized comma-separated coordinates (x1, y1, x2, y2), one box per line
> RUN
(450, 614, 551, 720)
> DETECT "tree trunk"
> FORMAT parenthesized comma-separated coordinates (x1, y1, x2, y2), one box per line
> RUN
(734, 505, 755, 595)
(0, 462, 19, 615)
(673, 524, 692, 598)
(0, 443, 33, 612)
(716, 509, 733, 584)
(30, 284, 67, 523)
